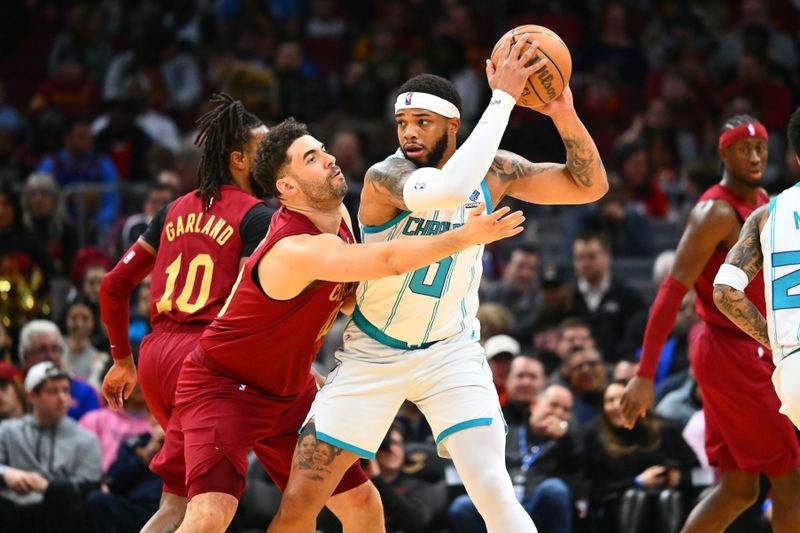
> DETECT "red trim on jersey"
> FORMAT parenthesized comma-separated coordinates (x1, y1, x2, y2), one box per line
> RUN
(101, 242, 156, 360)
(637, 275, 689, 379)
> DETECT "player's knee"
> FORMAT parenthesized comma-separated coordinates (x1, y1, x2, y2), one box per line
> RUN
(354, 481, 383, 519)
(468, 471, 516, 509)
(160, 494, 188, 521)
(281, 482, 327, 515)
(721, 478, 759, 508)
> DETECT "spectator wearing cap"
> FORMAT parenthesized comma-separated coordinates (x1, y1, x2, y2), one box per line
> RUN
(451, 384, 582, 533)
(482, 244, 541, 343)
(0, 362, 25, 420)
(0, 361, 101, 532)
(484, 334, 520, 403)
(19, 320, 100, 420)
(503, 354, 547, 426)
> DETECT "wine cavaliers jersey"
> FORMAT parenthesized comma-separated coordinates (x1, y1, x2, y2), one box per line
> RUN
(695, 183, 768, 334)
(143, 185, 267, 328)
(200, 206, 356, 396)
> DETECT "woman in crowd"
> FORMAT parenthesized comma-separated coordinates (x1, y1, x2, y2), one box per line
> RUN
(583, 380, 698, 532)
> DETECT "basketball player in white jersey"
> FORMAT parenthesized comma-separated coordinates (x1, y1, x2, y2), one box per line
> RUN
(269, 35, 608, 533)
(714, 106, 800, 430)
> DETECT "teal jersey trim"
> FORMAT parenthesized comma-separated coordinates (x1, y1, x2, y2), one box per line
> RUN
(352, 306, 437, 350)
(436, 417, 494, 446)
(362, 210, 411, 234)
(784, 346, 800, 360)
(315, 431, 376, 459)
(480, 179, 493, 214)
(770, 197, 782, 360)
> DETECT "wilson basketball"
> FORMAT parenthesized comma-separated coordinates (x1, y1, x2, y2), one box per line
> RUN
(490, 24, 572, 108)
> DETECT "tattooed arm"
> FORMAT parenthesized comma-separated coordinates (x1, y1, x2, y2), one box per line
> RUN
(359, 155, 424, 226)
(713, 205, 771, 348)
(487, 88, 608, 205)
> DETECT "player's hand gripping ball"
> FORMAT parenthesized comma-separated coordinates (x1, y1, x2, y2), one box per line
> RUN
(490, 24, 572, 109)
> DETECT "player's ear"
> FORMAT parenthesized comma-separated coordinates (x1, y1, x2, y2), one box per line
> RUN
(230, 150, 246, 170)
(717, 146, 728, 162)
(448, 117, 461, 136)
(275, 176, 297, 197)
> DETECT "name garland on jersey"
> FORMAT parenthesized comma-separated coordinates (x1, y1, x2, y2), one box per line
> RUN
(165, 212, 234, 246)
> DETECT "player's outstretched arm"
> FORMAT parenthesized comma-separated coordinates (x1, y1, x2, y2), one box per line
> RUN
(620, 200, 736, 428)
(262, 205, 523, 295)
(713, 205, 770, 348)
(488, 87, 608, 206)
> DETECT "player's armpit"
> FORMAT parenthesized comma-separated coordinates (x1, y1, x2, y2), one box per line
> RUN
(723, 204, 769, 281)
(363, 157, 417, 211)
(490, 149, 607, 206)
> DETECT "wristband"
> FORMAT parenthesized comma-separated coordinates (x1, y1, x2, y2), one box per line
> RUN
(714, 264, 749, 292)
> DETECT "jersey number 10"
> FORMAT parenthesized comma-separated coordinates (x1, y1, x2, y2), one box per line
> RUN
(155, 253, 215, 313)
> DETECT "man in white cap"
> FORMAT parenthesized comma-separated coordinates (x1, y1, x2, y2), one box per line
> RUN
(0, 361, 101, 531)
(484, 333, 521, 401)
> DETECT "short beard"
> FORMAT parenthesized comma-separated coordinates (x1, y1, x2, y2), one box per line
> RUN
(297, 168, 348, 205)
(403, 133, 449, 168)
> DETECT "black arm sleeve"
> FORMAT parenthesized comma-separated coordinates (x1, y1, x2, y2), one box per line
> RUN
(139, 202, 172, 250)
(239, 203, 275, 257)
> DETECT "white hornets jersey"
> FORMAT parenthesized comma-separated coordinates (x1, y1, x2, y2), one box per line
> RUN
(761, 183, 800, 364)
(353, 175, 492, 349)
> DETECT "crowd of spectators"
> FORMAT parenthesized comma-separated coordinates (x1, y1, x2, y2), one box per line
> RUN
(1, 0, 799, 531)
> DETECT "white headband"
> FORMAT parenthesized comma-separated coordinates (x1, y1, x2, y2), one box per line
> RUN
(394, 91, 460, 118)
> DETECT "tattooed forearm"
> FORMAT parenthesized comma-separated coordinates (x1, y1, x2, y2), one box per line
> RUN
(725, 208, 766, 280)
(294, 422, 345, 482)
(489, 152, 560, 183)
(563, 138, 595, 188)
(365, 158, 417, 199)
(713, 285, 771, 347)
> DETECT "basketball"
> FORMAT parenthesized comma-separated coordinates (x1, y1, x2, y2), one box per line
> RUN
(490, 24, 572, 108)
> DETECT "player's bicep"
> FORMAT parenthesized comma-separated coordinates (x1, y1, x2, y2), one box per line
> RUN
(363, 158, 418, 211)
(265, 234, 351, 282)
(724, 205, 768, 280)
(671, 202, 737, 286)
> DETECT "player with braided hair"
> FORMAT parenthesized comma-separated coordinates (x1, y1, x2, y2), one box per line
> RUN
(99, 93, 273, 532)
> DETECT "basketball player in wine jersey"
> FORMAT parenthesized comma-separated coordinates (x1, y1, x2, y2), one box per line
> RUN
(622, 115, 800, 532)
(99, 94, 273, 531)
(166, 118, 525, 533)
(270, 34, 608, 533)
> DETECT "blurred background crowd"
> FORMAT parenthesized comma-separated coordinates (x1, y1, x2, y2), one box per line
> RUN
(1, 0, 799, 531)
